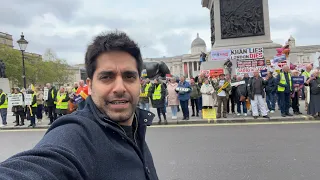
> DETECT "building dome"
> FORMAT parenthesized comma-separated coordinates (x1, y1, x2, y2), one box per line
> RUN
(289, 35, 295, 41)
(288, 35, 296, 48)
(191, 33, 206, 54)
(191, 33, 206, 48)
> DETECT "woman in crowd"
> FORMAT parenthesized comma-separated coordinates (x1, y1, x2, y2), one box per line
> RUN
(150, 78, 167, 124)
(167, 77, 179, 120)
(36, 87, 44, 124)
(200, 78, 215, 109)
(306, 70, 320, 117)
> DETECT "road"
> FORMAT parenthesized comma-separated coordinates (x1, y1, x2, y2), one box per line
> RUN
(1, 122, 320, 180)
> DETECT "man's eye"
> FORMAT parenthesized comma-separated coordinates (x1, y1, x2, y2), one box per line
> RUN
(100, 76, 112, 79)
(126, 75, 136, 79)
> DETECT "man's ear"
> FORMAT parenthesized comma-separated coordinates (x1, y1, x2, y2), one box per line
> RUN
(86, 78, 92, 95)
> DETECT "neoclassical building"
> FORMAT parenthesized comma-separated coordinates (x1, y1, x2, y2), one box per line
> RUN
(143, 33, 207, 79)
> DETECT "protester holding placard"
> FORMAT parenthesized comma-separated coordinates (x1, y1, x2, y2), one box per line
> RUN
(176, 76, 191, 120)
(291, 70, 303, 115)
(214, 74, 231, 118)
(248, 70, 270, 119)
(0, 89, 8, 127)
(76, 80, 89, 110)
(12, 88, 25, 126)
(265, 71, 277, 113)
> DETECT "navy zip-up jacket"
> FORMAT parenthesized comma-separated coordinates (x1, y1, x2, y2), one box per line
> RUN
(0, 96, 158, 180)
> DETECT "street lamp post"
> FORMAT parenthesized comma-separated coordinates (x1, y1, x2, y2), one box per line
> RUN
(17, 32, 28, 89)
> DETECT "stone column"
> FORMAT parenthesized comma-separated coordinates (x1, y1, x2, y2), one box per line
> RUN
(192, 61, 195, 77)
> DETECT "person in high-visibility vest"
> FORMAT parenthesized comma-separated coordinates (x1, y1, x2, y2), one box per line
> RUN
(72, 82, 79, 93)
(26, 89, 38, 128)
(276, 65, 293, 117)
(0, 89, 8, 127)
(150, 78, 167, 124)
(55, 86, 70, 117)
(139, 78, 151, 111)
(302, 64, 313, 111)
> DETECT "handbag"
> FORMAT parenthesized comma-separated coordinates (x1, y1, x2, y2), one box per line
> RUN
(239, 95, 246, 102)
(237, 85, 246, 102)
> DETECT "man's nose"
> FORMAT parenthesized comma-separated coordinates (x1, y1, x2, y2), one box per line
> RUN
(113, 76, 126, 95)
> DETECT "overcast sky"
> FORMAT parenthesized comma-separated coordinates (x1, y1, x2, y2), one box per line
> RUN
(1, 0, 319, 65)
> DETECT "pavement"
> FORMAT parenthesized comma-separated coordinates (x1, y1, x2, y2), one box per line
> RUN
(1, 122, 320, 179)
(0, 100, 318, 130)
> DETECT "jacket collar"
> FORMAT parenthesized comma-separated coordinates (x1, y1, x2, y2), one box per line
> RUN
(85, 96, 155, 128)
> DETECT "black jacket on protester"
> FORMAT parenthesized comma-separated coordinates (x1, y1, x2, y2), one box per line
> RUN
(265, 76, 277, 94)
(247, 77, 266, 100)
(46, 87, 57, 107)
(0, 96, 158, 180)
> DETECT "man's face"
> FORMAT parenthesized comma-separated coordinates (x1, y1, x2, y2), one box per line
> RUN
(220, 75, 225, 80)
(283, 66, 289, 72)
(46, 84, 50, 89)
(87, 51, 140, 124)
(253, 71, 259, 77)
(244, 73, 249, 78)
(180, 77, 185, 82)
(190, 79, 195, 84)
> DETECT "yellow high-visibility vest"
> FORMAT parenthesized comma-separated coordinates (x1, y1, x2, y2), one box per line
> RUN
(0, 93, 8, 109)
(152, 85, 162, 100)
(51, 90, 57, 104)
(31, 93, 37, 108)
(56, 92, 68, 110)
(278, 72, 292, 92)
(303, 71, 310, 78)
(140, 83, 151, 97)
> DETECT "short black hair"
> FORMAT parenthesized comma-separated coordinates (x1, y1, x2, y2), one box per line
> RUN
(85, 31, 143, 79)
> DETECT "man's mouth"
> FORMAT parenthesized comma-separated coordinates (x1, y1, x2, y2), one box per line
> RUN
(109, 100, 129, 105)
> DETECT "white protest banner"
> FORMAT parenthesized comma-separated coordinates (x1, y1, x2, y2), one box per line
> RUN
(236, 66, 267, 76)
(43, 88, 49, 100)
(24, 94, 32, 105)
(200, 70, 210, 77)
(211, 49, 231, 61)
(176, 87, 190, 92)
(230, 47, 264, 60)
(230, 81, 245, 87)
(8, 94, 23, 106)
